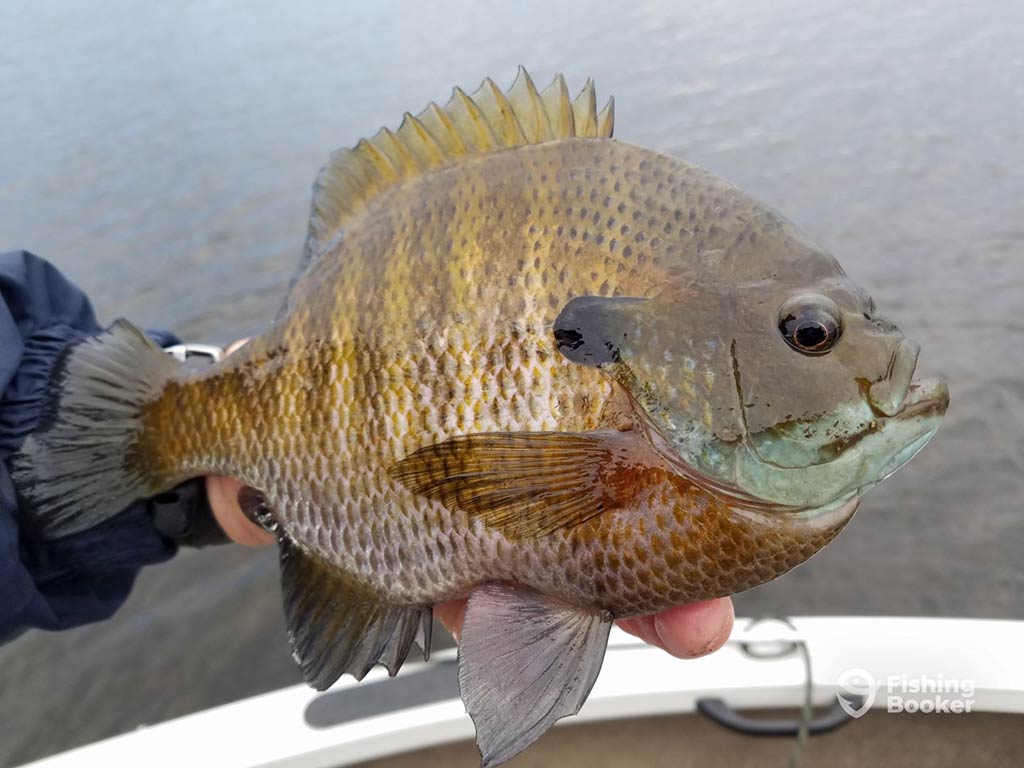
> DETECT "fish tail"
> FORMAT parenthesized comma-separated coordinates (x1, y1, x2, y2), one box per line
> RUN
(11, 319, 187, 539)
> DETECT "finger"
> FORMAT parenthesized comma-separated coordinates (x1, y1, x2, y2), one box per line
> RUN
(434, 594, 734, 660)
(434, 598, 468, 642)
(206, 475, 276, 546)
(617, 597, 734, 659)
(224, 337, 250, 356)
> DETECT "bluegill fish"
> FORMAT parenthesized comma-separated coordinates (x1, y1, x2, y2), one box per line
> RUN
(13, 68, 947, 766)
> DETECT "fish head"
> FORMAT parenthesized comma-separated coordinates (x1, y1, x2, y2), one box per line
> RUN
(554, 212, 949, 513)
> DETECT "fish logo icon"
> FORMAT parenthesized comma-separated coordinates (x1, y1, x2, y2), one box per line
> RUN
(837, 668, 877, 718)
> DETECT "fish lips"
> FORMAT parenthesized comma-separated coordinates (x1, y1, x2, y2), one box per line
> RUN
(863, 376, 948, 487)
(868, 338, 920, 416)
(893, 377, 949, 421)
(825, 375, 949, 471)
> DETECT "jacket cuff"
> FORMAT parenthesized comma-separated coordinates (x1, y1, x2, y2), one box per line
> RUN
(0, 324, 182, 637)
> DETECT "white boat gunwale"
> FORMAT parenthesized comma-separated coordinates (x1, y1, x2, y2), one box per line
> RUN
(19, 616, 1024, 768)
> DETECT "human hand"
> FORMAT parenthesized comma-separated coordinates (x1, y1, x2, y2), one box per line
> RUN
(207, 474, 275, 546)
(436, 595, 734, 659)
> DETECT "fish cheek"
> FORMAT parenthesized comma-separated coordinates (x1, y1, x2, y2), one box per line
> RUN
(731, 329, 873, 444)
(553, 292, 738, 447)
(734, 290, 901, 435)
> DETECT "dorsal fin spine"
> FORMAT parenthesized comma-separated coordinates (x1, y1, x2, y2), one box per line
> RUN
(541, 74, 574, 139)
(380, 125, 423, 174)
(424, 102, 467, 156)
(512, 68, 554, 142)
(400, 113, 446, 166)
(573, 79, 598, 138)
(356, 137, 401, 181)
(301, 69, 616, 267)
(452, 86, 499, 151)
(482, 77, 528, 145)
(597, 96, 615, 139)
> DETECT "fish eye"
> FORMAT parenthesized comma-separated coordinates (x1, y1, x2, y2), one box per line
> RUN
(778, 295, 843, 355)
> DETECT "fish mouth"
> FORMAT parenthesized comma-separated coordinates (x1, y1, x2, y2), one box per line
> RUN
(727, 374, 947, 510)
(892, 377, 949, 421)
(828, 376, 948, 462)
(858, 376, 948, 488)
(868, 338, 920, 416)
(627, 360, 948, 513)
(740, 378, 949, 511)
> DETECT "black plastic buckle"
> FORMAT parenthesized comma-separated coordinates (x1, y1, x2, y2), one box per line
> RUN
(149, 479, 229, 548)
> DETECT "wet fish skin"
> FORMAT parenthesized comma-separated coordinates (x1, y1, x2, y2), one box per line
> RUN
(137, 138, 852, 615)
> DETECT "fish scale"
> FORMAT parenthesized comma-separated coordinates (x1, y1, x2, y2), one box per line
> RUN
(140, 139, 847, 615)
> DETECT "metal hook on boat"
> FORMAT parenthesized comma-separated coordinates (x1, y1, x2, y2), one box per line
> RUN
(696, 616, 862, 767)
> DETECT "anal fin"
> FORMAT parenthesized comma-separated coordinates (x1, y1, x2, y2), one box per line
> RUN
(459, 582, 612, 767)
(279, 536, 431, 689)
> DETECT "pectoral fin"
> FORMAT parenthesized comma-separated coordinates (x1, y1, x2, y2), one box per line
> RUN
(459, 582, 612, 767)
(389, 429, 651, 539)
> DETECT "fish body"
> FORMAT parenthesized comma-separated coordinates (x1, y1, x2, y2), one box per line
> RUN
(12, 69, 948, 767)
(146, 138, 854, 615)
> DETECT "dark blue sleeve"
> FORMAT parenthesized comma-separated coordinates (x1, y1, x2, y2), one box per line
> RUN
(0, 250, 180, 643)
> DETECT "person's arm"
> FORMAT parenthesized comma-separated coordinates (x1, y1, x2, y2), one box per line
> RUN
(0, 251, 182, 641)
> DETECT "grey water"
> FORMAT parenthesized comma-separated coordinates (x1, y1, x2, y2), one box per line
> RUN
(0, 0, 1022, 763)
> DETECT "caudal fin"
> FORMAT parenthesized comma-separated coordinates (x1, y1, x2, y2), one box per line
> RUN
(11, 319, 181, 539)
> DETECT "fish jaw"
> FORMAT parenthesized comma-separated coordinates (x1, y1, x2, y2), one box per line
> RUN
(728, 374, 948, 511)
(869, 377, 949, 485)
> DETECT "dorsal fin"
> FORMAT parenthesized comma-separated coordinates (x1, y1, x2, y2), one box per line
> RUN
(301, 67, 615, 269)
